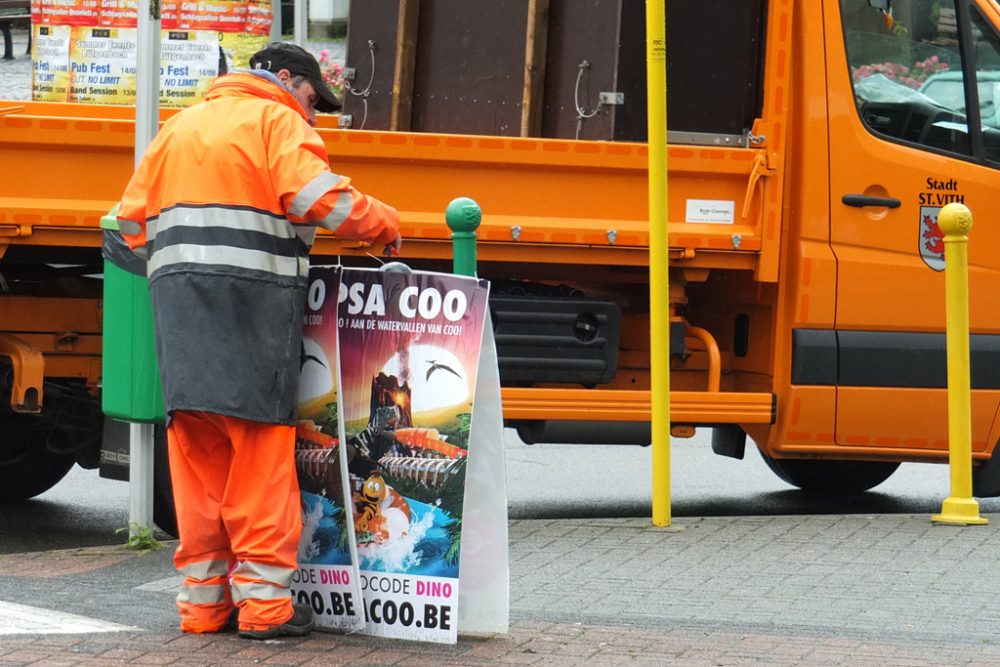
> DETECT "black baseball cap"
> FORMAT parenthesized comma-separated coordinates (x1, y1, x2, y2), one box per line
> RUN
(249, 42, 342, 112)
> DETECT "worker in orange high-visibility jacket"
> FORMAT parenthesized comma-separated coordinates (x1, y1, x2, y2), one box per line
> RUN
(117, 42, 402, 640)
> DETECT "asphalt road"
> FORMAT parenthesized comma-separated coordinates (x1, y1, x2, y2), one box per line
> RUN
(507, 427, 1000, 517)
(4, 428, 997, 555)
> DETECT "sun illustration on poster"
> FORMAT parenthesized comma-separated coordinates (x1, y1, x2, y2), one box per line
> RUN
(381, 344, 468, 414)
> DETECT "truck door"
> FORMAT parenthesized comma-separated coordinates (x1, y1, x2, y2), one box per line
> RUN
(827, 0, 1000, 453)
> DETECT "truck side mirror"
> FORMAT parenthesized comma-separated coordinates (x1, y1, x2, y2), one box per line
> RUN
(868, 0, 890, 9)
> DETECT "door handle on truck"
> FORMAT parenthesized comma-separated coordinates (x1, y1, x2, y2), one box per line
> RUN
(841, 194, 901, 208)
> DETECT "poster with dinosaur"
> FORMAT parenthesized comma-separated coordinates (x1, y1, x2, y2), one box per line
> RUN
(337, 266, 490, 644)
(294, 265, 365, 632)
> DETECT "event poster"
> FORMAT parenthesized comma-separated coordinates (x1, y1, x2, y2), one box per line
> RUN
(293, 266, 365, 632)
(30, 0, 269, 105)
(176, 0, 245, 30)
(219, 31, 267, 71)
(244, 0, 272, 35)
(32, 25, 71, 101)
(338, 266, 489, 644)
(34, 0, 98, 25)
(159, 30, 220, 107)
(99, 0, 136, 27)
(68, 26, 137, 104)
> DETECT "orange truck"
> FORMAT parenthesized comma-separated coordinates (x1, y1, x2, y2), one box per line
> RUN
(4, 0, 1000, 520)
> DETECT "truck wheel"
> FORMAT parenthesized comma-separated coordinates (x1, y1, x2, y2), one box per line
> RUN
(0, 418, 76, 500)
(153, 425, 178, 538)
(761, 453, 900, 493)
(972, 438, 1000, 497)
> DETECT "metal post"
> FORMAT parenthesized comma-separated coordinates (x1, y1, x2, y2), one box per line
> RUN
(129, 422, 155, 531)
(130, 0, 160, 537)
(135, 0, 160, 164)
(646, 0, 670, 526)
(294, 0, 307, 46)
(932, 203, 987, 525)
(270, 0, 282, 41)
(446, 197, 481, 278)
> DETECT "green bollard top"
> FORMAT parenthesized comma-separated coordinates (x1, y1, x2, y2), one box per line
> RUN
(445, 197, 482, 233)
(938, 202, 972, 238)
(100, 203, 121, 231)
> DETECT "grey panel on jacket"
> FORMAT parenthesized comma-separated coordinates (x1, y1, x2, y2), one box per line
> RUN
(150, 269, 307, 425)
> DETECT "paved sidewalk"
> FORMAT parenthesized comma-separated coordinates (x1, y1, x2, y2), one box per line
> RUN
(0, 28, 30, 101)
(2, 515, 1000, 666)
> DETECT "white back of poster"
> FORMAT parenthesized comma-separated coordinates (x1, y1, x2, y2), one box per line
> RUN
(457, 311, 510, 634)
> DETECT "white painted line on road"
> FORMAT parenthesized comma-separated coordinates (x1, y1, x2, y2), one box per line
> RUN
(0, 601, 136, 635)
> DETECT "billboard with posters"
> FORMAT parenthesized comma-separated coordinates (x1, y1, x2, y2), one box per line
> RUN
(293, 266, 365, 633)
(337, 266, 489, 644)
(29, 0, 269, 106)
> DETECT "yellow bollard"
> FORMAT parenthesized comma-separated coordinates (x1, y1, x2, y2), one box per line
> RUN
(931, 203, 987, 526)
(646, 0, 671, 527)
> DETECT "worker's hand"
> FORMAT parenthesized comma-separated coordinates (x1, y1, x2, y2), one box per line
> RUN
(383, 233, 403, 257)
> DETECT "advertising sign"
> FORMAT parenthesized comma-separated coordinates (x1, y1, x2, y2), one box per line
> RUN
(159, 30, 220, 107)
(32, 25, 72, 101)
(68, 26, 136, 104)
(294, 264, 508, 643)
(337, 266, 489, 644)
(294, 266, 365, 632)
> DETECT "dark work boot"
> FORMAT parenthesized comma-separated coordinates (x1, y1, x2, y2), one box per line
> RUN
(221, 608, 239, 632)
(238, 604, 316, 640)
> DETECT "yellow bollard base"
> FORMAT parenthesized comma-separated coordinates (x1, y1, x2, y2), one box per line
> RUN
(932, 496, 989, 525)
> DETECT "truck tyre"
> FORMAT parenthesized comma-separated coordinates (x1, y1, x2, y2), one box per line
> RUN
(972, 437, 1000, 497)
(761, 453, 900, 494)
(153, 425, 179, 538)
(0, 416, 76, 500)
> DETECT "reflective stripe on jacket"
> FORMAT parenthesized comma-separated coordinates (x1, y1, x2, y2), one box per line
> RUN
(116, 72, 399, 424)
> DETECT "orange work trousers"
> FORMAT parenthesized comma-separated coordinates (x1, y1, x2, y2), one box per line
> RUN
(167, 410, 302, 634)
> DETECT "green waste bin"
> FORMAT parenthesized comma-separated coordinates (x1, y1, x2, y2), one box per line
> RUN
(101, 205, 165, 423)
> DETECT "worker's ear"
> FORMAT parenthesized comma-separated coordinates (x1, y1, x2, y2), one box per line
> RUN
(275, 69, 293, 84)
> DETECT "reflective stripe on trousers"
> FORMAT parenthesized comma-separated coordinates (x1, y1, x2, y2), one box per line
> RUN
(175, 556, 234, 632)
(168, 411, 301, 633)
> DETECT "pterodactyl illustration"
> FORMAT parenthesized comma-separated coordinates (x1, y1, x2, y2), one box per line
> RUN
(426, 359, 462, 381)
(300, 342, 327, 370)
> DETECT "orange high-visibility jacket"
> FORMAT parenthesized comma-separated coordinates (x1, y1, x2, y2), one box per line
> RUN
(118, 71, 399, 424)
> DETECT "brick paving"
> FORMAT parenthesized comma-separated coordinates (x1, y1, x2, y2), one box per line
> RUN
(3, 515, 1000, 665)
(2, 618, 1000, 666)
